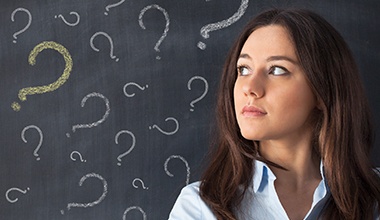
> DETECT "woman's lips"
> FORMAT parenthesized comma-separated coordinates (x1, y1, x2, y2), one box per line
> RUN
(241, 105, 267, 117)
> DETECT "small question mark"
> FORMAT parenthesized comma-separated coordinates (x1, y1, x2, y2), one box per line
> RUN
(5, 187, 30, 203)
(187, 76, 209, 111)
(132, 178, 148, 190)
(149, 117, 179, 135)
(123, 82, 149, 97)
(11, 41, 73, 111)
(61, 173, 108, 214)
(90, 32, 119, 62)
(123, 206, 147, 220)
(164, 155, 190, 185)
(66, 92, 110, 137)
(70, 151, 86, 162)
(11, 8, 32, 43)
(197, 0, 249, 50)
(115, 130, 136, 166)
(54, 11, 80, 26)
(104, 0, 125, 15)
(21, 125, 43, 161)
(139, 4, 170, 60)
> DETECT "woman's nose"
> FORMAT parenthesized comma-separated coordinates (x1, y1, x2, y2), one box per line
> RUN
(242, 73, 265, 98)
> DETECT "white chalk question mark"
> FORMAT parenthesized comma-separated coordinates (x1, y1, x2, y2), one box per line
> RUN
(104, 0, 125, 15)
(90, 32, 119, 62)
(139, 4, 170, 60)
(149, 117, 179, 135)
(66, 92, 110, 137)
(54, 11, 80, 27)
(115, 130, 136, 166)
(11, 8, 32, 43)
(70, 151, 86, 162)
(197, 0, 249, 50)
(61, 173, 108, 214)
(132, 178, 148, 190)
(21, 125, 43, 161)
(123, 206, 147, 220)
(5, 187, 30, 203)
(164, 155, 190, 185)
(187, 76, 209, 111)
(123, 82, 149, 97)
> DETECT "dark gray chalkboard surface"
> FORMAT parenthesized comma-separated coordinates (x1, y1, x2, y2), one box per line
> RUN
(1, 0, 379, 219)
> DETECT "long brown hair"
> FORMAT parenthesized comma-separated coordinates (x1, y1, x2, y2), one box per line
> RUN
(200, 8, 380, 219)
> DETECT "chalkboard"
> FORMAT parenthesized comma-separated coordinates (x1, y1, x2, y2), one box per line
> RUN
(1, 0, 379, 219)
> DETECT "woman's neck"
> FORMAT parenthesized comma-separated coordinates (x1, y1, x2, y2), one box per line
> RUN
(258, 135, 321, 188)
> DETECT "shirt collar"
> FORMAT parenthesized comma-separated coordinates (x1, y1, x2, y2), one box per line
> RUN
(252, 159, 328, 194)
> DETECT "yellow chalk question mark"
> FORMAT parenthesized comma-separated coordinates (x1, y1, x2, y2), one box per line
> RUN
(12, 41, 73, 111)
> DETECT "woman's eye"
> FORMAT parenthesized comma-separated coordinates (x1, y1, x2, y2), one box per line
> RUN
(270, 66, 288, 76)
(237, 66, 250, 76)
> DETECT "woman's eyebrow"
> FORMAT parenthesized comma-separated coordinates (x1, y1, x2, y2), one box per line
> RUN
(238, 54, 298, 65)
(238, 53, 251, 60)
(266, 55, 298, 64)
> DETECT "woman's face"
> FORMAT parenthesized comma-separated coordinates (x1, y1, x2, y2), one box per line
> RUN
(234, 25, 317, 143)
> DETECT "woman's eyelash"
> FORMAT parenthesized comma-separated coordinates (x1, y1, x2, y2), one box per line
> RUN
(269, 65, 289, 76)
(237, 65, 289, 76)
(237, 65, 250, 76)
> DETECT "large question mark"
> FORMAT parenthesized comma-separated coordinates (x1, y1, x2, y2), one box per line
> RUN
(138, 4, 170, 60)
(11, 8, 32, 43)
(54, 11, 80, 27)
(115, 130, 136, 166)
(197, 0, 249, 50)
(70, 151, 86, 163)
(164, 155, 190, 185)
(61, 173, 108, 214)
(5, 187, 30, 203)
(104, 0, 125, 15)
(187, 76, 209, 112)
(132, 178, 148, 190)
(149, 117, 179, 135)
(90, 32, 119, 62)
(123, 206, 147, 220)
(123, 82, 149, 98)
(66, 92, 110, 137)
(21, 125, 43, 161)
(11, 41, 73, 111)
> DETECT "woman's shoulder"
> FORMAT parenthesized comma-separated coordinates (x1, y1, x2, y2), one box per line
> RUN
(168, 181, 216, 220)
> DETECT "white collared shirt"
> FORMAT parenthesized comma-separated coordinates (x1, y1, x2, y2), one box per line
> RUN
(168, 160, 329, 220)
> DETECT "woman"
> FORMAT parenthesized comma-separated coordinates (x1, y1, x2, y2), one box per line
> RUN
(169, 8, 380, 220)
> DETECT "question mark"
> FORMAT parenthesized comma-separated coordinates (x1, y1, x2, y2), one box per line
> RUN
(104, 0, 125, 15)
(164, 155, 190, 185)
(123, 82, 149, 98)
(90, 32, 119, 62)
(70, 151, 86, 162)
(54, 11, 80, 26)
(132, 178, 148, 190)
(11, 41, 73, 111)
(11, 8, 32, 43)
(66, 92, 110, 138)
(197, 0, 249, 50)
(61, 173, 108, 214)
(21, 125, 43, 161)
(149, 117, 179, 135)
(138, 4, 170, 60)
(187, 76, 209, 112)
(115, 130, 136, 166)
(123, 206, 147, 220)
(5, 187, 30, 203)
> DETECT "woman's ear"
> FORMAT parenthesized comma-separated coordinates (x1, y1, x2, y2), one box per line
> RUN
(315, 97, 323, 110)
